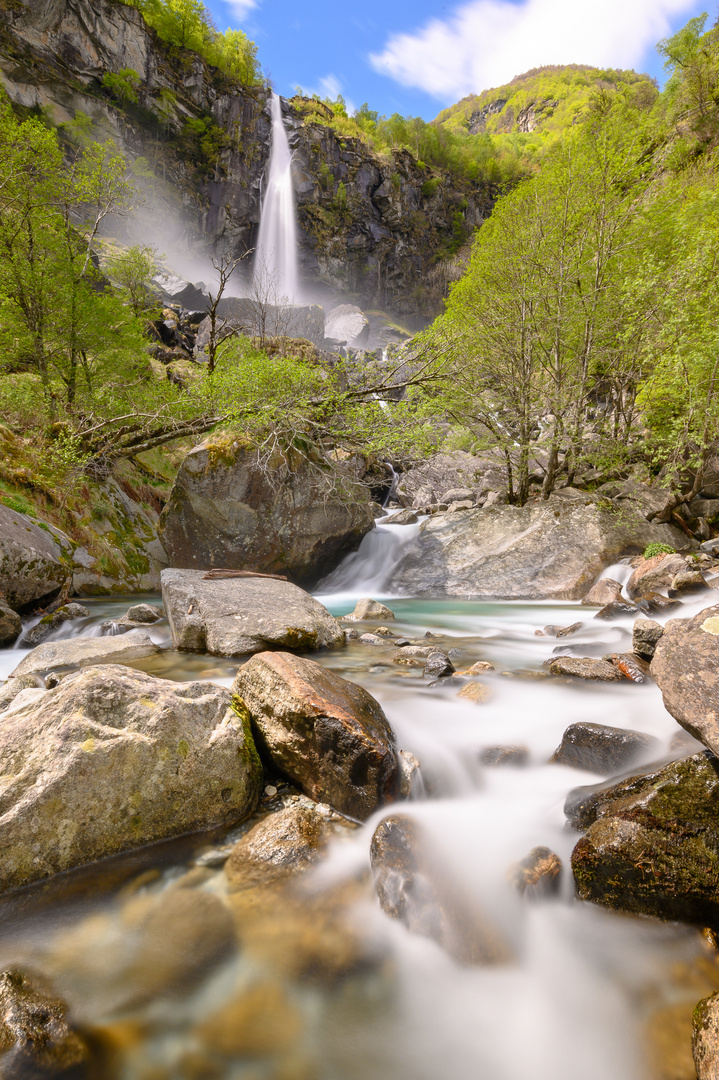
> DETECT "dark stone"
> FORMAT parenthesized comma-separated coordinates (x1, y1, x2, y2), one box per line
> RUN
(423, 651, 455, 678)
(508, 846, 562, 897)
(22, 603, 90, 647)
(594, 601, 639, 619)
(0, 969, 88, 1075)
(551, 721, 659, 774)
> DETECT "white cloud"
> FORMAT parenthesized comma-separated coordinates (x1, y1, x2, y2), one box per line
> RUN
(225, 0, 257, 21)
(369, 0, 699, 101)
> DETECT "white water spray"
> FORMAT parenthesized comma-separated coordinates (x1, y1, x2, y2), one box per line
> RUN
(253, 93, 299, 301)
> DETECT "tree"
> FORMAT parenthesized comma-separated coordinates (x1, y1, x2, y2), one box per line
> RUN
(658, 13, 719, 130)
(102, 68, 142, 106)
(203, 249, 252, 373)
(112, 245, 159, 315)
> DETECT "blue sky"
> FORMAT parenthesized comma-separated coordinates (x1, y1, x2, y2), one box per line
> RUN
(205, 0, 715, 120)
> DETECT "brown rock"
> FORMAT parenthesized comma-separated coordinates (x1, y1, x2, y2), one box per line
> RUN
(479, 745, 528, 767)
(0, 599, 21, 647)
(457, 681, 493, 703)
(509, 846, 562, 896)
(594, 600, 639, 619)
(670, 569, 708, 595)
(548, 657, 624, 681)
(233, 652, 399, 820)
(536, 622, 583, 637)
(225, 805, 329, 887)
(581, 578, 624, 606)
(455, 660, 495, 675)
(550, 721, 659, 773)
(626, 553, 687, 599)
(344, 598, 395, 621)
(633, 618, 664, 660)
(693, 991, 719, 1080)
(652, 604, 719, 755)
(0, 970, 87, 1074)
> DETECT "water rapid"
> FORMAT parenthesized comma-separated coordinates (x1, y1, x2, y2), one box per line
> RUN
(253, 92, 299, 301)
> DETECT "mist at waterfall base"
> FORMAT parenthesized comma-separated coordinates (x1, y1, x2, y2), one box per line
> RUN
(1, 517, 716, 1077)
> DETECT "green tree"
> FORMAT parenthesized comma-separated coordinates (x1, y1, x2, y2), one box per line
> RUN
(112, 245, 158, 315)
(102, 68, 142, 106)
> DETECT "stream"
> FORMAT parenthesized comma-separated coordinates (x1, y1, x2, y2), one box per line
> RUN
(1, 519, 718, 1079)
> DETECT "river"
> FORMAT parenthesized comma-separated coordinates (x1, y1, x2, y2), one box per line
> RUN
(0, 519, 717, 1079)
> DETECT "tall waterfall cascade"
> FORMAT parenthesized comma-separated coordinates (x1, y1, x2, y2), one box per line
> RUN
(253, 93, 299, 302)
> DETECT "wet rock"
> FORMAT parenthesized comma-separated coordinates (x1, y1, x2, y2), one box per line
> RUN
(124, 603, 163, 623)
(374, 626, 396, 637)
(536, 622, 583, 637)
(193, 979, 306, 1068)
(457, 681, 492, 703)
(22, 602, 90, 647)
(693, 991, 719, 1080)
(670, 569, 708, 595)
(456, 660, 495, 675)
(479, 745, 528, 767)
(548, 657, 624, 681)
(423, 651, 455, 678)
(604, 652, 652, 682)
(652, 604, 719, 755)
(359, 633, 384, 645)
(0, 665, 261, 894)
(0, 970, 88, 1075)
(226, 805, 329, 887)
(551, 721, 659, 774)
(233, 651, 399, 820)
(571, 752, 719, 924)
(398, 749, 422, 797)
(670, 728, 704, 754)
(594, 600, 639, 619)
(0, 599, 21, 647)
(581, 578, 624, 606)
(344, 598, 395, 621)
(370, 814, 511, 964)
(0, 504, 70, 610)
(8, 630, 159, 679)
(161, 568, 343, 656)
(639, 591, 682, 613)
(509, 846, 562, 897)
(626, 553, 687, 599)
(633, 619, 664, 660)
(344, 628, 359, 642)
(157, 439, 374, 584)
(383, 509, 419, 525)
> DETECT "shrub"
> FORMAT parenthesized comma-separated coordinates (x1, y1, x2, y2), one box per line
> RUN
(643, 542, 676, 558)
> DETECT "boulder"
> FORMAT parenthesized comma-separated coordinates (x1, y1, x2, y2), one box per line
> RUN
(550, 721, 659, 774)
(581, 578, 624, 606)
(152, 272, 209, 310)
(594, 600, 639, 619)
(370, 814, 511, 964)
(343, 598, 395, 622)
(0, 665, 262, 894)
(396, 452, 495, 508)
(383, 509, 419, 525)
(161, 568, 344, 656)
(0, 970, 88, 1075)
(324, 304, 370, 347)
(22, 602, 90, 647)
(693, 992, 719, 1080)
(157, 438, 374, 585)
(536, 622, 582, 637)
(548, 657, 624, 681)
(225, 805, 329, 887)
(626, 553, 687, 599)
(571, 752, 719, 924)
(388, 499, 685, 600)
(0, 674, 38, 713)
(8, 629, 159, 680)
(669, 569, 708, 594)
(651, 604, 719, 755)
(441, 488, 474, 503)
(0, 599, 21, 647)
(424, 651, 455, 678)
(233, 651, 399, 820)
(125, 603, 163, 623)
(508, 846, 562, 897)
(632, 619, 664, 660)
(0, 504, 70, 610)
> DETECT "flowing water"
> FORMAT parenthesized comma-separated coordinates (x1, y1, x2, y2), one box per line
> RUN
(1, 524, 718, 1079)
(253, 92, 299, 302)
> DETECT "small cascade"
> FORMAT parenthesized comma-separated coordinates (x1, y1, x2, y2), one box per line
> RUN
(253, 93, 299, 301)
(382, 462, 399, 507)
(317, 514, 424, 597)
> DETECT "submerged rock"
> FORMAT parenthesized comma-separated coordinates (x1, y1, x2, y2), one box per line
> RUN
(8, 630, 159, 679)
(509, 846, 562, 897)
(0, 970, 88, 1075)
(547, 657, 623, 681)
(233, 651, 399, 820)
(22, 602, 90, 647)
(652, 604, 719, 755)
(479, 745, 529, 767)
(161, 568, 343, 656)
(344, 598, 395, 621)
(550, 721, 659, 774)
(0, 665, 261, 894)
(0, 599, 21, 647)
(693, 991, 719, 1080)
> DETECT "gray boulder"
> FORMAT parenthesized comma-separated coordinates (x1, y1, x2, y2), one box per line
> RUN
(22, 602, 90, 647)
(0, 505, 70, 610)
(550, 721, 659, 774)
(9, 630, 159, 679)
(324, 304, 370, 348)
(157, 438, 374, 584)
(388, 499, 685, 601)
(233, 651, 399, 820)
(0, 665, 262, 894)
(652, 604, 719, 755)
(344, 598, 395, 622)
(0, 599, 21, 646)
(161, 568, 343, 656)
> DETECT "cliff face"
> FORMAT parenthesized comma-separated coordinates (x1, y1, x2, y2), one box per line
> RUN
(0, 0, 489, 312)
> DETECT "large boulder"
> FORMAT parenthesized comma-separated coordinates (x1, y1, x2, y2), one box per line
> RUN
(570, 752, 719, 925)
(396, 452, 498, 508)
(0, 970, 88, 1075)
(626, 553, 687, 599)
(157, 439, 375, 584)
(8, 629, 159, 679)
(233, 651, 399, 820)
(388, 499, 686, 600)
(550, 721, 659, 774)
(21, 602, 90, 647)
(652, 605, 719, 755)
(324, 304, 370, 347)
(0, 665, 262, 894)
(0, 505, 71, 610)
(161, 569, 343, 656)
(0, 599, 21, 647)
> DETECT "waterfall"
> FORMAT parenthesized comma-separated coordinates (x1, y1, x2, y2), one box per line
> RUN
(253, 93, 299, 302)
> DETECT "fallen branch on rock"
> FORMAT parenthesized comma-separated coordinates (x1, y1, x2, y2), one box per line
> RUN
(202, 569, 288, 581)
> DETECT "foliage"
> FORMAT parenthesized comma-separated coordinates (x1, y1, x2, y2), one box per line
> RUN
(643, 543, 676, 558)
(102, 68, 142, 105)
(110, 245, 159, 315)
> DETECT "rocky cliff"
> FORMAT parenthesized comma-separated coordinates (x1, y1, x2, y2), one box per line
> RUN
(0, 0, 490, 312)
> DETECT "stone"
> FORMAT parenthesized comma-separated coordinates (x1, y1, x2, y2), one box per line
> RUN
(669, 569, 708, 594)
(456, 660, 495, 675)
(548, 657, 624, 681)
(0, 504, 71, 610)
(370, 814, 511, 964)
(233, 651, 399, 820)
(125, 603, 163, 623)
(396, 452, 494, 508)
(0, 599, 21, 647)
(225, 805, 329, 887)
(441, 488, 474, 503)
(457, 681, 492, 703)
(383, 509, 419, 525)
(581, 578, 624, 606)
(161, 568, 343, 656)
(550, 721, 660, 774)
(0, 665, 261, 894)
(509, 846, 562, 897)
(536, 622, 583, 637)
(639, 591, 682, 613)
(479, 745, 528, 767)
(388, 499, 684, 600)
(604, 652, 651, 682)
(393, 645, 433, 659)
(359, 633, 384, 645)
(651, 604, 719, 755)
(374, 626, 396, 637)
(398, 749, 422, 797)
(0, 674, 38, 713)
(700, 538, 719, 555)
(152, 273, 208, 310)
(693, 992, 719, 1080)
(632, 619, 664, 660)
(324, 304, 370, 347)
(447, 500, 475, 513)
(626, 553, 687, 599)
(571, 752, 719, 925)
(21, 602, 90, 647)
(594, 600, 639, 619)
(0, 687, 46, 717)
(423, 651, 455, 678)
(8, 629, 159, 679)
(0, 970, 88, 1074)
(157, 438, 374, 585)
(344, 597, 395, 621)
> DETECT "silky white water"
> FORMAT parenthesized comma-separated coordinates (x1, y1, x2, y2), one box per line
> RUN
(253, 92, 299, 302)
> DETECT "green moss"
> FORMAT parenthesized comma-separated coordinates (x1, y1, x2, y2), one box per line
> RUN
(177, 738, 189, 759)
(643, 542, 676, 558)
